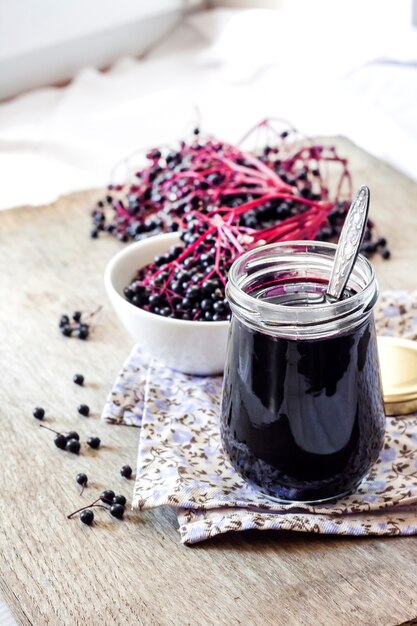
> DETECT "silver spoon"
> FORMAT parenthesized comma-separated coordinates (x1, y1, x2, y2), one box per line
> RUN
(326, 185, 370, 301)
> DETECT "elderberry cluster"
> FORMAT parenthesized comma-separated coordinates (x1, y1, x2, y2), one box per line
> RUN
(59, 310, 90, 339)
(362, 236, 390, 260)
(68, 489, 128, 525)
(91, 121, 390, 289)
(124, 220, 232, 322)
(38, 423, 101, 454)
(34, 344, 135, 530)
(91, 197, 180, 242)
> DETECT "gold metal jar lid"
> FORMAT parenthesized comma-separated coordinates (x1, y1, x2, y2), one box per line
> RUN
(378, 336, 417, 416)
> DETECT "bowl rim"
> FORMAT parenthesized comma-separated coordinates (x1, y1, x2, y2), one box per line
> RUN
(104, 232, 230, 328)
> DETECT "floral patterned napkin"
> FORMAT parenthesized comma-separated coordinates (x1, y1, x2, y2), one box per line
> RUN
(102, 291, 417, 544)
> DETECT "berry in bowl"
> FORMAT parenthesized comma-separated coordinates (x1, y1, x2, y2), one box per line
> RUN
(104, 233, 230, 375)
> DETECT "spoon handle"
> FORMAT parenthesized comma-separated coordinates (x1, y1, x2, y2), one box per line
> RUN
(326, 185, 370, 301)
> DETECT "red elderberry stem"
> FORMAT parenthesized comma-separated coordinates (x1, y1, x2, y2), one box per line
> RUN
(67, 498, 102, 519)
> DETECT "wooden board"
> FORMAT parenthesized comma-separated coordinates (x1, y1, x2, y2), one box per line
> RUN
(0, 137, 416, 626)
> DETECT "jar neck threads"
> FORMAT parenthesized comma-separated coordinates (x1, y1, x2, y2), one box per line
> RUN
(226, 241, 378, 340)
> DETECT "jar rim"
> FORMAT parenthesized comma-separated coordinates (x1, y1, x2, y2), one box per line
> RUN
(226, 241, 377, 337)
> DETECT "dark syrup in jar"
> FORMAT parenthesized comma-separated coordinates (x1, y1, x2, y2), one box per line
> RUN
(220, 278, 385, 502)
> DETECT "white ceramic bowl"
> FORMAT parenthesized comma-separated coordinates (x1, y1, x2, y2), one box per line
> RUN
(104, 232, 229, 375)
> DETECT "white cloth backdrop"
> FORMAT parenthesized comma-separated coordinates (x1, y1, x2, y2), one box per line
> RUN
(0, 7, 416, 210)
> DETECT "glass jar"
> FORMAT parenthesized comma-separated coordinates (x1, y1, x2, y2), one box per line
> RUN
(220, 241, 385, 503)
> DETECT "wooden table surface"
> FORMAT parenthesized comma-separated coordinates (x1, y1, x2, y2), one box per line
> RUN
(1, 138, 417, 626)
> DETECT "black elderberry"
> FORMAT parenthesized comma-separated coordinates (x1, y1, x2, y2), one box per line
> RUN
(77, 404, 90, 417)
(154, 255, 166, 267)
(120, 465, 133, 479)
(202, 279, 218, 294)
(183, 257, 194, 268)
(148, 294, 162, 306)
(87, 437, 101, 449)
(113, 495, 127, 506)
(100, 490, 115, 504)
(178, 271, 191, 284)
(200, 253, 214, 266)
(201, 299, 212, 311)
(73, 374, 84, 386)
(180, 297, 193, 310)
(72, 311, 82, 322)
(124, 287, 134, 300)
(363, 242, 377, 255)
(32, 407, 45, 420)
(186, 286, 200, 300)
(110, 503, 125, 519)
(54, 434, 67, 450)
(59, 315, 70, 328)
(66, 439, 81, 454)
(170, 281, 182, 294)
(213, 301, 227, 313)
(80, 509, 94, 525)
(93, 211, 105, 224)
(192, 273, 204, 284)
(76, 472, 88, 495)
(132, 295, 143, 307)
(61, 326, 73, 337)
(76, 473, 88, 486)
(66, 431, 80, 441)
(76, 324, 89, 340)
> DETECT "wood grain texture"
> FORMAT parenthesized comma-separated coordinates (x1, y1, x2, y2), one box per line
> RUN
(0, 138, 416, 626)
